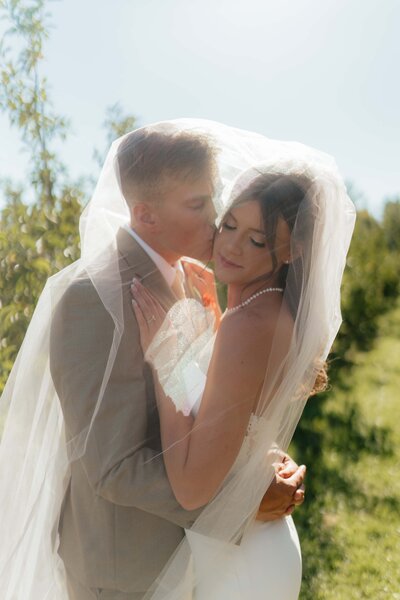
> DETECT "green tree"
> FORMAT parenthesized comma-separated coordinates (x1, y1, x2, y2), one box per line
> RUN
(382, 196, 400, 253)
(93, 102, 137, 167)
(0, 0, 136, 392)
(338, 209, 399, 355)
(0, 0, 71, 207)
(0, 0, 83, 390)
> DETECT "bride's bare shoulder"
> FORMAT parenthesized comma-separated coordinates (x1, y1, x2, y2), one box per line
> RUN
(209, 300, 294, 388)
(219, 298, 293, 345)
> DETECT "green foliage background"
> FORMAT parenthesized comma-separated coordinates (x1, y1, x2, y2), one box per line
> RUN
(1, 1, 399, 597)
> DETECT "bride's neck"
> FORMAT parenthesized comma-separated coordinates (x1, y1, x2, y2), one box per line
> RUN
(226, 286, 244, 310)
(226, 279, 280, 310)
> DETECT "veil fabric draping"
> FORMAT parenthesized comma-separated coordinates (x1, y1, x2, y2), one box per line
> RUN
(0, 119, 355, 599)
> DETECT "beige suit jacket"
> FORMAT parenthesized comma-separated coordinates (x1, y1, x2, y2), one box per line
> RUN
(50, 228, 201, 593)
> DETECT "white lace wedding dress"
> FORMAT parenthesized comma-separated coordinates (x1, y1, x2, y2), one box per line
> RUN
(147, 299, 302, 600)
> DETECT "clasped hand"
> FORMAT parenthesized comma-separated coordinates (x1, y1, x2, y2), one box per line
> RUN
(257, 454, 306, 522)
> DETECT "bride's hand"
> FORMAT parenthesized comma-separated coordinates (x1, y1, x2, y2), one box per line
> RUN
(182, 260, 222, 325)
(130, 279, 167, 355)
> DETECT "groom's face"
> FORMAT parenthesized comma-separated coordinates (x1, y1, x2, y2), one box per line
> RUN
(153, 171, 217, 262)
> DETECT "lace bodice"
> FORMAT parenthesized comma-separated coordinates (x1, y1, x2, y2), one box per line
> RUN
(146, 298, 267, 469)
(146, 298, 216, 416)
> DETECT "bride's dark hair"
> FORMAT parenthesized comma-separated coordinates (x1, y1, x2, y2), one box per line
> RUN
(230, 171, 328, 394)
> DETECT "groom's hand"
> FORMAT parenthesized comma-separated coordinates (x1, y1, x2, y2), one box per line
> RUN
(256, 453, 306, 522)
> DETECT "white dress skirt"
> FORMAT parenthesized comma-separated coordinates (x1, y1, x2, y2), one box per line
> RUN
(186, 516, 302, 600)
(184, 408, 302, 600)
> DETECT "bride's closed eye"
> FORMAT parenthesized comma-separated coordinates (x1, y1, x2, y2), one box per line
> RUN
(250, 238, 266, 248)
(221, 221, 266, 248)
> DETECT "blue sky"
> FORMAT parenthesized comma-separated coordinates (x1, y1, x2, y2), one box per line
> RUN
(1, 0, 399, 217)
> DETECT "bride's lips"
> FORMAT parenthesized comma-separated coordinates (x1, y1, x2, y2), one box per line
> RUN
(217, 253, 242, 269)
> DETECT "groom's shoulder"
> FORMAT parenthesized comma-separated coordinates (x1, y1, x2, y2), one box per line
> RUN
(55, 276, 103, 315)
(64, 275, 97, 298)
(51, 277, 113, 345)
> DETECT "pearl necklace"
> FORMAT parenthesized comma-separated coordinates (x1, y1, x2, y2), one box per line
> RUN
(225, 287, 284, 314)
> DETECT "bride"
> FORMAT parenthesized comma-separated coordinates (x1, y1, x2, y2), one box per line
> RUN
(0, 119, 355, 600)
(131, 162, 355, 599)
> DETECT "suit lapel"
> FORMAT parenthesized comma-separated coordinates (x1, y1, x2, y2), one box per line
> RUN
(116, 227, 178, 309)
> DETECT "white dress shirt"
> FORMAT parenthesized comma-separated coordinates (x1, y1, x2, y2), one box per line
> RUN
(122, 223, 183, 289)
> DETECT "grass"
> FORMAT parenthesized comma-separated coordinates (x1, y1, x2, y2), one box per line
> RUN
(294, 301, 400, 599)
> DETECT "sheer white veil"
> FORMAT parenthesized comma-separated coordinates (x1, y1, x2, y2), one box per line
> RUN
(141, 127, 356, 599)
(0, 119, 355, 599)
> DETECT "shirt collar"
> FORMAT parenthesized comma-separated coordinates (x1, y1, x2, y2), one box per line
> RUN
(122, 224, 180, 287)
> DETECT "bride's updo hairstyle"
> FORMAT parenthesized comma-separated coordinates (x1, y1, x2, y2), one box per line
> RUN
(229, 171, 328, 394)
(116, 127, 217, 207)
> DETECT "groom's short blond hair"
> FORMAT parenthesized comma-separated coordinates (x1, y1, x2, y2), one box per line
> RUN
(117, 128, 217, 205)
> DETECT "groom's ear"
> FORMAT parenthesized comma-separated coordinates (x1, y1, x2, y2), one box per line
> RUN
(132, 202, 161, 232)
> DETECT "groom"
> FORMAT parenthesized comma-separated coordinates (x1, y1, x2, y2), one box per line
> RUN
(50, 127, 306, 599)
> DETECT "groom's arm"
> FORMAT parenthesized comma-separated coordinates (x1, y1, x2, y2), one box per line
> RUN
(50, 279, 202, 529)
